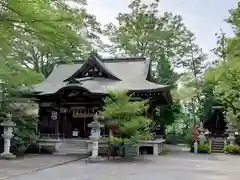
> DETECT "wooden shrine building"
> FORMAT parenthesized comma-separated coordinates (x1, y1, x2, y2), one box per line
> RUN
(30, 53, 172, 138)
(203, 105, 227, 137)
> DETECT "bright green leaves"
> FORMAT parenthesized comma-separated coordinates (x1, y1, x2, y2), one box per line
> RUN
(102, 91, 152, 142)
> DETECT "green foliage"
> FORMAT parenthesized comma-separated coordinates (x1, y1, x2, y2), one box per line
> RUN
(0, 0, 87, 51)
(185, 127, 194, 147)
(0, 0, 102, 78)
(189, 143, 210, 154)
(211, 29, 227, 61)
(204, 58, 240, 130)
(198, 144, 210, 154)
(200, 5, 240, 132)
(102, 91, 152, 142)
(104, 0, 193, 61)
(11, 103, 38, 146)
(103, 0, 198, 128)
(224, 145, 240, 154)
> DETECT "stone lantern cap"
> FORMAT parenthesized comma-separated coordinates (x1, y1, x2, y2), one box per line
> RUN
(0, 121, 16, 127)
(0, 113, 15, 127)
(88, 120, 104, 128)
(93, 112, 104, 121)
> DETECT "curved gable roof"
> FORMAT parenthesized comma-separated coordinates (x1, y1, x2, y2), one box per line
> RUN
(64, 53, 121, 81)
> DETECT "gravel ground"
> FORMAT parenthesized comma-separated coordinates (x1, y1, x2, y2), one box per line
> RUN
(2, 149, 240, 180)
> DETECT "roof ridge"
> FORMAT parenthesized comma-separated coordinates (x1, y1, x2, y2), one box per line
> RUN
(56, 57, 146, 65)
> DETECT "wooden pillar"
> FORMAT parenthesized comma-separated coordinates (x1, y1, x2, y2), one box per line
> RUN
(148, 101, 156, 120)
(55, 114, 59, 135)
(37, 107, 42, 134)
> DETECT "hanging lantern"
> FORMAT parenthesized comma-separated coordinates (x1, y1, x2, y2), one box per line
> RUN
(51, 111, 58, 120)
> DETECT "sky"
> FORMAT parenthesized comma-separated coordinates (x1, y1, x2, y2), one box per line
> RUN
(85, 0, 237, 60)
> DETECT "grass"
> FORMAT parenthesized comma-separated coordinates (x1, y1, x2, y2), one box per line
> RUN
(159, 150, 168, 156)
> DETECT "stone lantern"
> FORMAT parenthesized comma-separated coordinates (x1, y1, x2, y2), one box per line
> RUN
(227, 122, 236, 146)
(87, 112, 104, 161)
(0, 113, 16, 159)
(198, 121, 207, 145)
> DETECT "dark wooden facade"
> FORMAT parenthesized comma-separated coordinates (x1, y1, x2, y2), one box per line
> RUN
(203, 106, 227, 137)
(31, 53, 172, 138)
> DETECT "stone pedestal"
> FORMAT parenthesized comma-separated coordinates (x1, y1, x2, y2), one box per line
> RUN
(0, 114, 16, 159)
(226, 122, 236, 146)
(198, 122, 207, 145)
(227, 133, 236, 146)
(86, 113, 104, 162)
(194, 141, 198, 153)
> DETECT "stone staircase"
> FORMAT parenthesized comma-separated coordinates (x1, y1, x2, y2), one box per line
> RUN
(56, 139, 90, 155)
(210, 138, 225, 153)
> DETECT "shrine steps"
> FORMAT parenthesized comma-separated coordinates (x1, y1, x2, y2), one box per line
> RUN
(56, 139, 90, 155)
(210, 138, 225, 153)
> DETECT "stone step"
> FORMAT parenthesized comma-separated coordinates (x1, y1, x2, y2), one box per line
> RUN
(57, 139, 90, 155)
(60, 144, 88, 149)
(62, 142, 88, 145)
(211, 143, 224, 145)
(55, 149, 89, 155)
(211, 150, 224, 153)
(211, 143, 224, 146)
(211, 148, 224, 151)
(211, 139, 224, 142)
(211, 143, 224, 153)
(211, 144, 224, 147)
(212, 141, 224, 143)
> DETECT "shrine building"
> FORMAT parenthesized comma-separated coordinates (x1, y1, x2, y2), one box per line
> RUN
(30, 52, 172, 139)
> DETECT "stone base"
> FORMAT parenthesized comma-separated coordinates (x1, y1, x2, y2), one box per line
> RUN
(0, 153, 16, 160)
(85, 156, 105, 163)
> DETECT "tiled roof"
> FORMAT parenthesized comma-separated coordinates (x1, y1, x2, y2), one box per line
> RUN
(32, 55, 169, 95)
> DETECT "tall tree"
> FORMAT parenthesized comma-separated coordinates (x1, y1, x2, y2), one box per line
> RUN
(103, 0, 195, 129)
(0, 0, 101, 77)
(103, 0, 192, 65)
(203, 2, 240, 130)
(211, 29, 228, 62)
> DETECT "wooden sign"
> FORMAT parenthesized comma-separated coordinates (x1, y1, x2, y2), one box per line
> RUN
(71, 107, 100, 118)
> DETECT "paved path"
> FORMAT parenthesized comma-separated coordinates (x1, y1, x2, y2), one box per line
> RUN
(0, 154, 83, 179)
(3, 152, 240, 180)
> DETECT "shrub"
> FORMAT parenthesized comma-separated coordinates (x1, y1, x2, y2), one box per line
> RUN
(198, 144, 210, 154)
(190, 144, 210, 154)
(224, 145, 240, 154)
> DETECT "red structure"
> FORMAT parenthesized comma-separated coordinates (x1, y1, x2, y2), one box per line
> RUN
(194, 125, 199, 142)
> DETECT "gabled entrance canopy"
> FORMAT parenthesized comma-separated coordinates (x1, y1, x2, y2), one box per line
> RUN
(64, 52, 120, 82)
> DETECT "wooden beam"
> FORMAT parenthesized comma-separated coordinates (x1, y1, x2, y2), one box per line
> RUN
(59, 101, 102, 105)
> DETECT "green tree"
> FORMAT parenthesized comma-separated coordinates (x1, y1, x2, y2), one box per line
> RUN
(103, 0, 192, 62)
(1, 0, 102, 77)
(211, 29, 227, 62)
(204, 59, 240, 130)
(176, 36, 207, 125)
(0, 0, 88, 52)
(102, 91, 152, 142)
(103, 0, 194, 129)
(202, 2, 240, 131)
